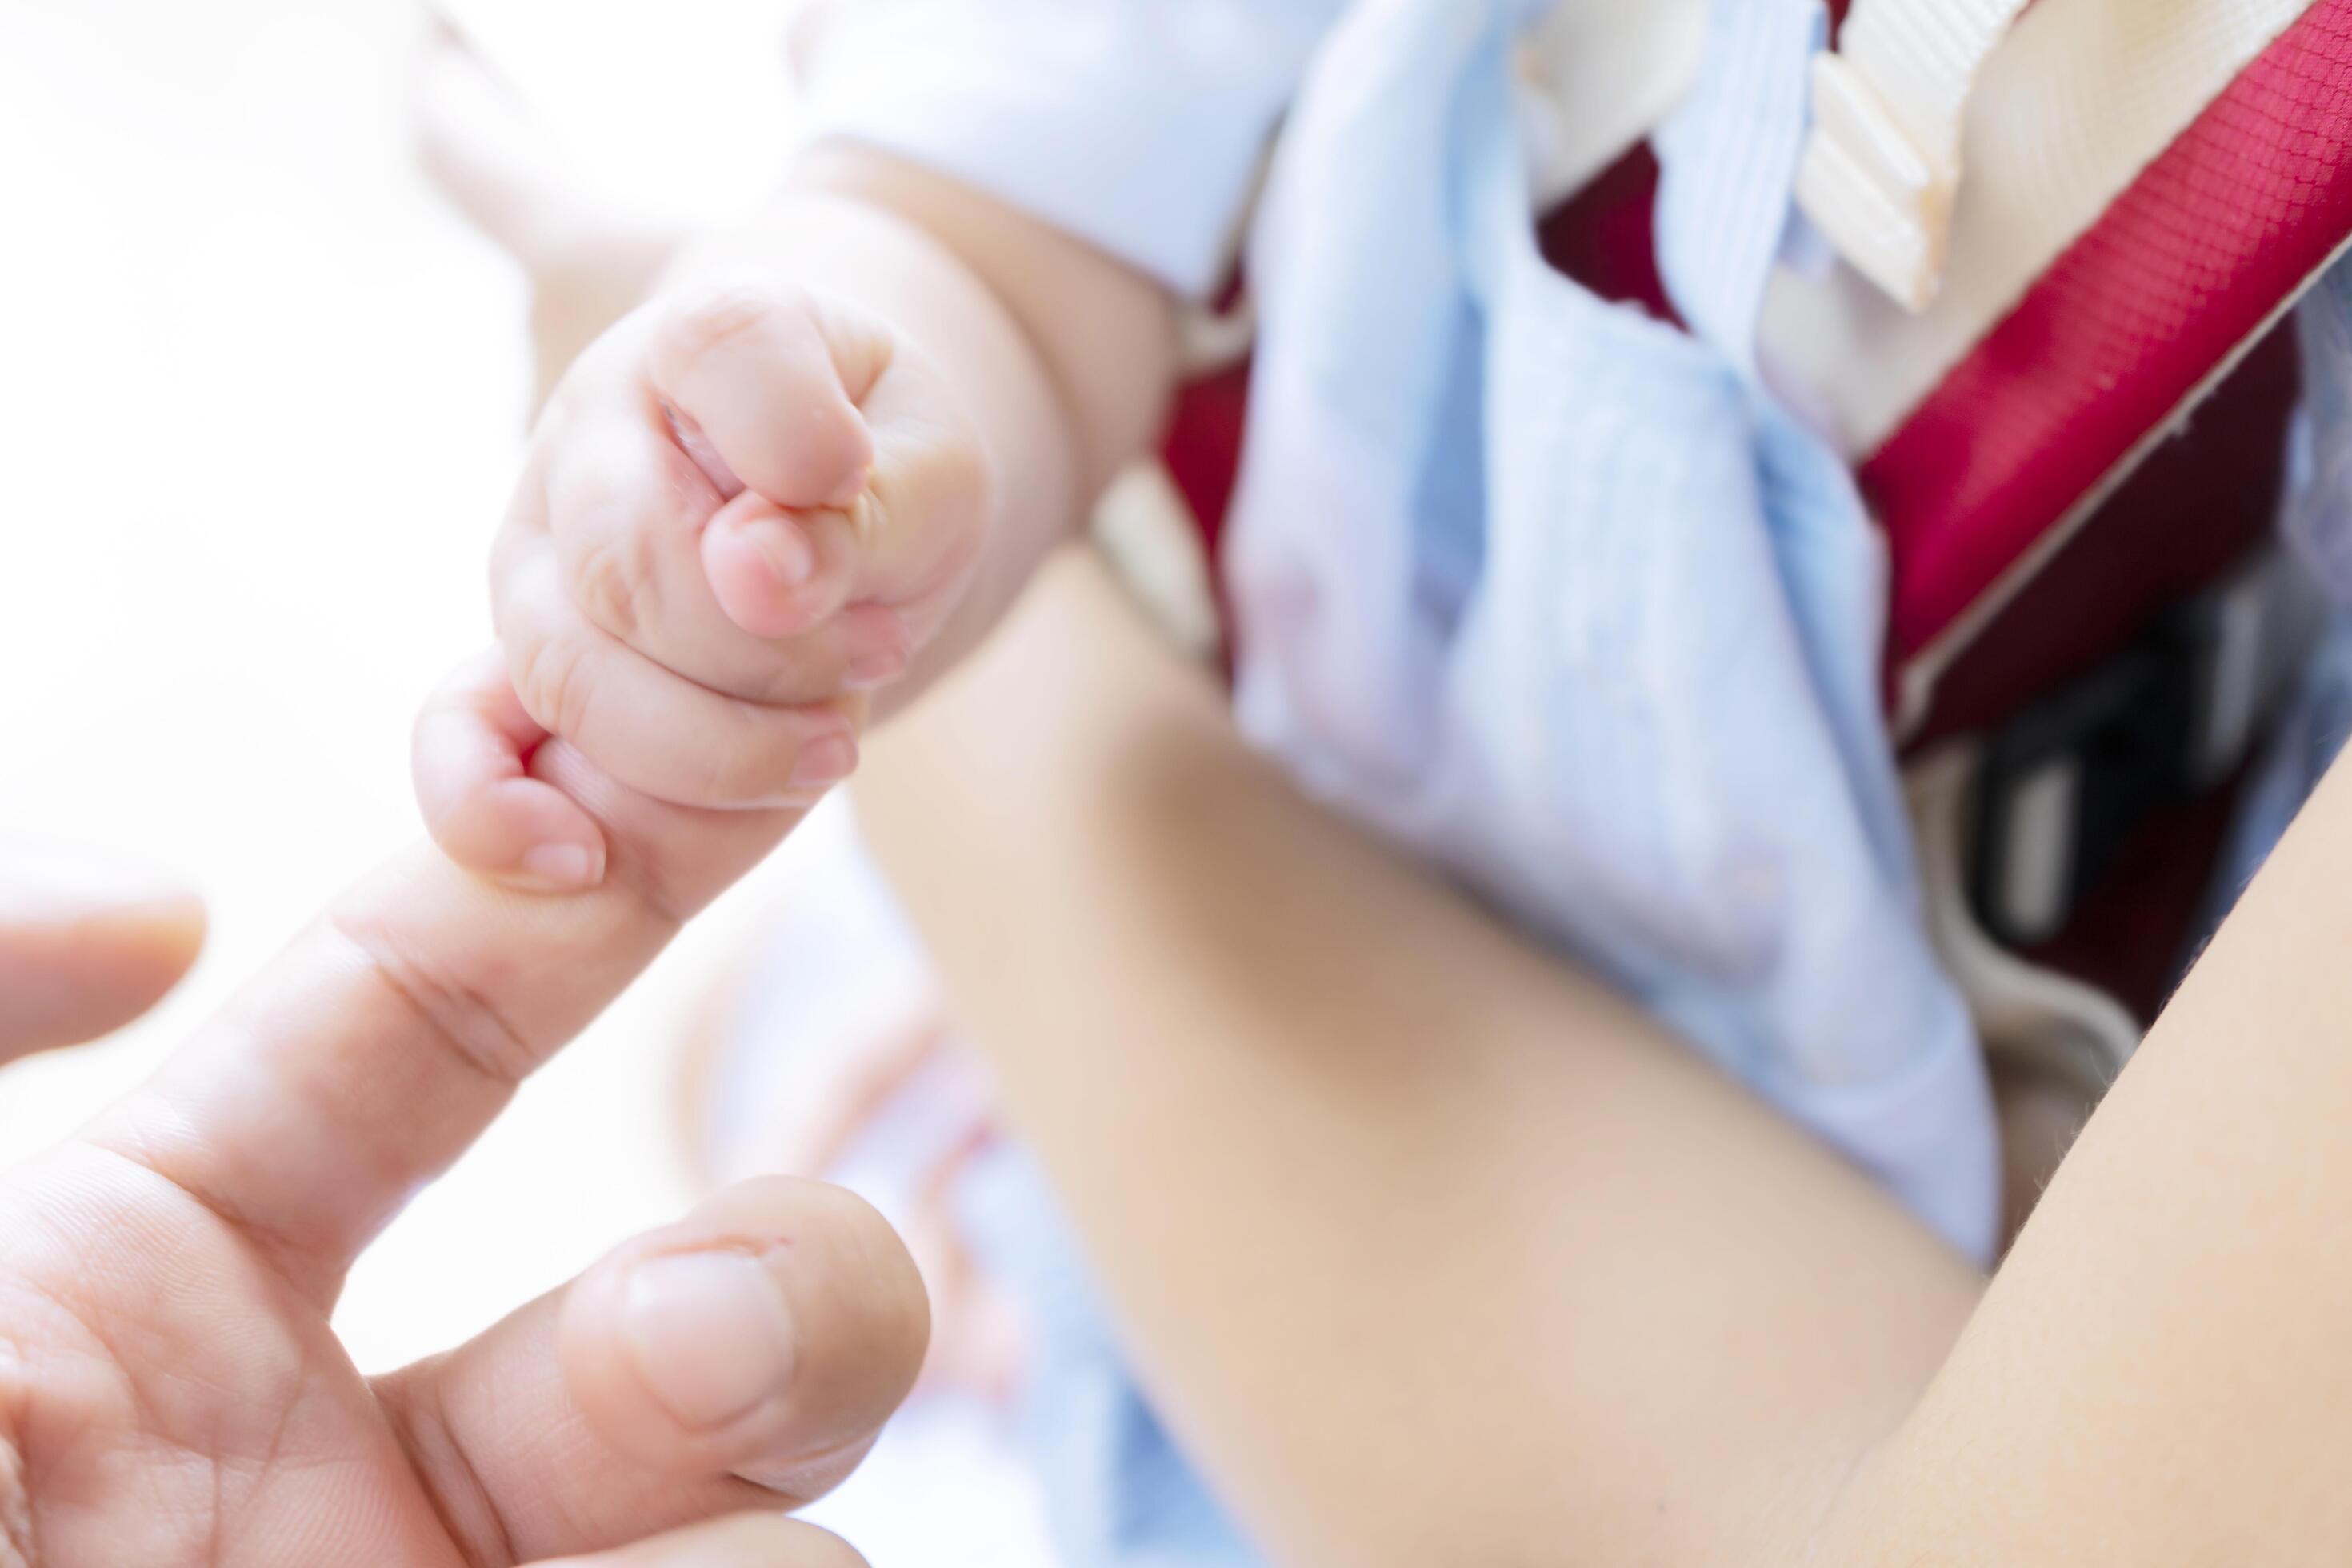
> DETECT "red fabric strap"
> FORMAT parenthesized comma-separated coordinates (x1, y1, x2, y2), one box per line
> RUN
(1866, 0, 2352, 674)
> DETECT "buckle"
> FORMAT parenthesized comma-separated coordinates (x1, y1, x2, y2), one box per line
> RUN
(1969, 551, 2323, 947)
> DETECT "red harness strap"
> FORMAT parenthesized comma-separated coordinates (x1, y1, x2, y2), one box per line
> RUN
(1162, 5, 2352, 725)
(1874, 0, 2352, 729)
(1150, 7, 2352, 1018)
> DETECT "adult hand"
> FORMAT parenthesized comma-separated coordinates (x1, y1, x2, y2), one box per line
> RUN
(0, 842, 206, 1062)
(0, 656, 928, 1565)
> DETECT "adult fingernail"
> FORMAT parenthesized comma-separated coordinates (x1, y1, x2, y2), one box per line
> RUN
(624, 1250, 798, 1430)
(787, 734, 858, 793)
(520, 842, 602, 891)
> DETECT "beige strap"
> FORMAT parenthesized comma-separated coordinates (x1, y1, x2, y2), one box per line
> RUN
(1796, 0, 2034, 310)
(1516, 0, 1710, 206)
(1906, 747, 2139, 1098)
(1767, 0, 2318, 458)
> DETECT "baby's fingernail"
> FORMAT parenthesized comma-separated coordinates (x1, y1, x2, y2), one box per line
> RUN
(846, 643, 908, 690)
(521, 842, 602, 890)
(749, 516, 817, 590)
(625, 1250, 797, 1430)
(788, 734, 859, 794)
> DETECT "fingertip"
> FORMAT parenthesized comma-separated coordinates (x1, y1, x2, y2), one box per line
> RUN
(701, 494, 853, 640)
(559, 1178, 927, 1488)
(445, 777, 610, 894)
(125, 888, 209, 987)
(0, 848, 210, 1056)
(414, 652, 611, 894)
(770, 366, 873, 511)
(82, 886, 210, 1030)
(703, 507, 818, 639)
(646, 279, 880, 510)
(0, 849, 206, 940)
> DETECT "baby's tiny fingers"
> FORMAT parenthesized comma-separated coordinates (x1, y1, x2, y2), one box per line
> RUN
(814, 336, 994, 634)
(698, 491, 864, 642)
(538, 421, 906, 702)
(414, 650, 610, 892)
(646, 278, 886, 511)
(700, 343, 991, 651)
(499, 554, 866, 810)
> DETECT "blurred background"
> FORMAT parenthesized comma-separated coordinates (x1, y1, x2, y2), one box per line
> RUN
(0, 1, 1050, 1558)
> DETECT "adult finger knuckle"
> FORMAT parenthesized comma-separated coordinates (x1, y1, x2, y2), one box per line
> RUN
(374, 1374, 520, 1568)
(327, 905, 541, 1086)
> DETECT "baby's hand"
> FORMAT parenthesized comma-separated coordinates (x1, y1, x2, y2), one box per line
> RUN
(416, 275, 991, 890)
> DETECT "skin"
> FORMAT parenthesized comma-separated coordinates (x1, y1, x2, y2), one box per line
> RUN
(417, 78, 2352, 1566)
(859, 554, 1973, 1566)
(0, 844, 206, 1063)
(861, 550, 2352, 1566)
(0, 669, 930, 1566)
(415, 16, 1152, 851)
(422, 146, 1170, 885)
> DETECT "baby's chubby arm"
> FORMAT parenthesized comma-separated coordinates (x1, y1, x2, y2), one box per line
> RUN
(418, 147, 1178, 888)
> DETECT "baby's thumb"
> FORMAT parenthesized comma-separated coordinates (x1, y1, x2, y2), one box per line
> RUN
(414, 650, 610, 894)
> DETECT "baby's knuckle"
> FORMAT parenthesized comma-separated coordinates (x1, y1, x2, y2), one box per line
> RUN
(752, 656, 828, 709)
(512, 627, 591, 743)
(693, 721, 786, 806)
(569, 530, 662, 642)
(657, 278, 806, 367)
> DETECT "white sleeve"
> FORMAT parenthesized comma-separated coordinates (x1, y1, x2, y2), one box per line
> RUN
(792, 0, 1343, 298)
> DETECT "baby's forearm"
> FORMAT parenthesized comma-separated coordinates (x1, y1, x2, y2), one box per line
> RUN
(870, 546, 2352, 1564)
(664, 146, 1180, 707)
